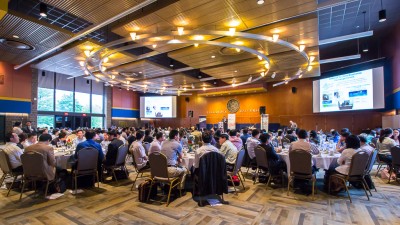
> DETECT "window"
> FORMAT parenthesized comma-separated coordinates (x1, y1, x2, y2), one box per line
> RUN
(38, 88, 54, 111)
(55, 90, 74, 112)
(37, 115, 54, 128)
(92, 94, 103, 114)
(75, 92, 90, 113)
(91, 116, 103, 128)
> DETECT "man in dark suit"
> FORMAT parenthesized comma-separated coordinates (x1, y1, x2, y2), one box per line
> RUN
(22, 121, 37, 134)
(104, 131, 124, 166)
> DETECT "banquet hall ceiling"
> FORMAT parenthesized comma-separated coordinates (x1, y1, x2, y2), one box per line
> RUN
(0, 0, 399, 92)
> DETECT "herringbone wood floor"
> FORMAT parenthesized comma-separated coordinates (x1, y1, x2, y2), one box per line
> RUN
(1, 165, 399, 225)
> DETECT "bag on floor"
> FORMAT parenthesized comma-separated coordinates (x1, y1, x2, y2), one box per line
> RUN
(138, 179, 157, 202)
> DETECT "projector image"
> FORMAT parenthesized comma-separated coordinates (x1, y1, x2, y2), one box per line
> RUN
(338, 100, 353, 110)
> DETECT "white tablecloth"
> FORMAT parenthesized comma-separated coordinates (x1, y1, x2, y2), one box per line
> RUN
(181, 153, 195, 169)
(277, 152, 341, 173)
(54, 151, 73, 169)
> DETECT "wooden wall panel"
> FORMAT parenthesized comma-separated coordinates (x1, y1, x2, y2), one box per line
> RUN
(0, 61, 32, 99)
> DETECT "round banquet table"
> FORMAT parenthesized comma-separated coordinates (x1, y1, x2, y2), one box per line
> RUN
(277, 151, 341, 173)
(54, 150, 74, 170)
(180, 153, 195, 169)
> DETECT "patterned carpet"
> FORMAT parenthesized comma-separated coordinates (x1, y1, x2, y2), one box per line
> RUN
(0, 165, 399, 225)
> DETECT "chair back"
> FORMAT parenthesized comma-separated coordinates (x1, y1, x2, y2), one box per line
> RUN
(21, 151, 46, 180)
(366, 149, 378, 173)
(289, 150, 312, 175)
(348, 151, 370, 177)
(76, 147, 98, 174)
(115, 145, 129, 166)
(148, 152, 169, 179)
(143, 142, 150, 155)
(232, 150, 245, 176)
(390, 146, 400, 166)
(254, 145, 268, 169)
(0, 149, 12, 174)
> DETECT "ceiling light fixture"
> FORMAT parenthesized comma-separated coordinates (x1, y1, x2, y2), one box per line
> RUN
(203, 86, 206, 91)
(271, 72, 276, 78)
(235, 48, 241, 52)
(101, 66, 106, 72)
(272, 33, 279, 42)
(285, 81, 288, 85)
(257, 55, 263, 60)
(260, 71, 265, 77)
(257, 0, 264, 5)
(39, 3, 47, 17)
(79, 61, 85, 67)
(211, 55, 216, 58)
(228, 27, 236, 36)
(152, 44, 157, 48)
(111, 75, 115, 79)
(110, 84, 113, 87)
(12, 35, 19, 39)
(191, 84, 195, 89)
(130, 32, 137, 41)
(299, 74, 303, 78)
(307, 65, 312, 71)
(194, 43, 199, 47)
(379, 0, 386, 22)
(95, 78, 99, 82)
(299, 44, 306, 52)
(170, 60, 174, 67)
(309, 56, 315, 63)
(84, 70, 89, 76)
(248, 76, 253, 82)
(103, 57, 109, 63)
(177, 27, 184, 35)
(84, 50, 91, 57)
(264, 63, 270, 69)
(127, 81, 130, 84)
(183, 87, 187, 91)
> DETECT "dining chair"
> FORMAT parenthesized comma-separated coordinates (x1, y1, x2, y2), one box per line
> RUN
(329, 151, 370, 203)
(388, 146, 400, 184)
(20, 151, 53, 200)
(130, 152, 151, 191)
(103, 145, 129, 184)
(364, 149, 378, 192)
(227, 149, 246, 192)
(71, 147, 99, 194)
(287, 150, 316, 200)
(254, 146, 268, 185)
(0, 149, 24, 196)
(147, 152, 181, 206)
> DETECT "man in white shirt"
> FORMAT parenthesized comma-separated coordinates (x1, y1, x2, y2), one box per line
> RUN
(219, 134, 239, 171)
(12, 122, 23, 135)
(23, 132, 38, 148)
(129, 131, 150, 170)
(289, 130, 320, 155)
(246, 129, 261, 160)
(1, 132, 23, 172)
(73, 130, 86, 146)
(148, 132, 165, 155)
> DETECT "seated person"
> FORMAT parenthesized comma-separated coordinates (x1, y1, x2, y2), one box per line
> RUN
(359, 135, 374, 155)
(2, 132, 24, 172)
(73, 130, 86, 146)
(74, 130, 104, 174)
(336, 131, 351, 153)
(160, 130, 188, 190)
(51, 131, 67, 146)
(148, 132, 165, 155)
(219, 134, 239, 171)
(326, 135, 361, 193)
(24, 132, 38, 148)
(129, 131, 150, 170)
(246, 129, 261, 162)
(229, 129, 243, 151)
(104, 131, 124, 166)
(284, 129, 297, 143)
(289, 129, 319, 173)
(193, 131, 220, 170)
(143, 129, 154, 143)
(258, 133, 287, 175)
(309, 130, 320, 145)
(25, 134, 56, 181)
(376, 128, 396, 165)
(17, 133, 27, 150)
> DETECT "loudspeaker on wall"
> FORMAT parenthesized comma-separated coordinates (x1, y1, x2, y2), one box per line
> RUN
(291, 87, 297, 93)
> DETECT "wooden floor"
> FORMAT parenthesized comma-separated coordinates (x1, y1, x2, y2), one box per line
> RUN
(1, 166, 400, 225)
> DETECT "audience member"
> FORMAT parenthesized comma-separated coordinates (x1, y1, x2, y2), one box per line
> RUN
(25, 134, 56, 181)
(219, 133, 239, 171)
(130, 131, 150, 170)
(1, 132, 23, 172)
(148, 132, 164, 155)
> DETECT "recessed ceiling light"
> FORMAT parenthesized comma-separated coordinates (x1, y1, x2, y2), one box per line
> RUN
(272, 33, 279, 42)
(234, 70, 237, 73)
(12, 35, 19, 39)
(177, 27, 184, 35)
(130, 32, 136, 41)
(79, 61, 85, 67)
(299, 44, 306, 52)
(39, 3, 47, 17)
(194, 43, 199, 47)
(139, 71, 142, 74)
(257, 0, 264, 5)
(211, 55, 216, 58)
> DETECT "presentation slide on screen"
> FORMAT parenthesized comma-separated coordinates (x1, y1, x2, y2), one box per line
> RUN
(140, 96, 177, 118)
(319, 70, 373, 112)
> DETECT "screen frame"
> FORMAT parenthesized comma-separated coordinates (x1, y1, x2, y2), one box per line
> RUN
(311, 58, 388, 114)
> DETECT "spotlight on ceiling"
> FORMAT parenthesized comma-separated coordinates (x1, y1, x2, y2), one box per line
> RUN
(379, 0, 386, 22)
(191, 84, 195, 89)
(379, 9, 386, 22)
(130, 32, 137, 41)
(194, 43, 199, 47)
(272, 33, 279, 42)
(363, 43, 369, 52)
(299, 44, 306, 52)
(257, 0, 264, 5)
(39, 3, 47, 17)
(169, 60, 174, 67)
(271, 72, 276, 79)
(177, 27, 184, 35)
